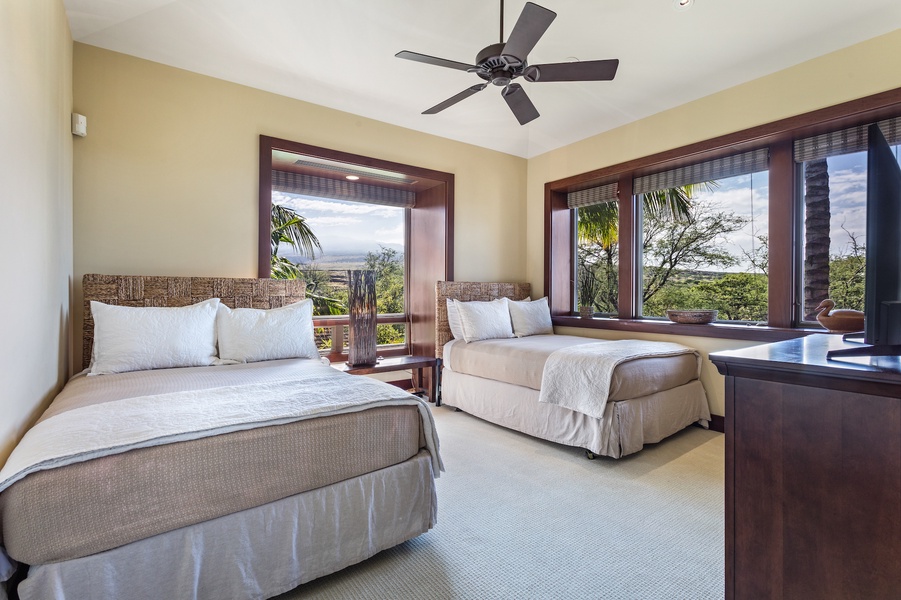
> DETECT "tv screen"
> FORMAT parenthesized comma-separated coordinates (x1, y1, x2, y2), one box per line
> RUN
(829, 124, 901, 358)
(864, 124, 901, 346)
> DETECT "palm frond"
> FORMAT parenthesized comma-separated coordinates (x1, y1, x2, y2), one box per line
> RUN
(271, 203, 322, 258)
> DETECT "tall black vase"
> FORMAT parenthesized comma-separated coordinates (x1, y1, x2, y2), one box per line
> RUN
(347, 270, 377, 366)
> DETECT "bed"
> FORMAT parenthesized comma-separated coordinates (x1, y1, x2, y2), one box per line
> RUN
(436, 281, 710, 459)
(0, 274, 442, 600)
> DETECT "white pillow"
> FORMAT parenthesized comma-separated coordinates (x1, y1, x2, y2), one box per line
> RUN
(454, 297, 515, 343)
(446, 298, 466, 339)
(89, 298, 220, 375)
(447, 296, 529, 340)
(509, 296, 554, 337)
(217, 299, 319, 363)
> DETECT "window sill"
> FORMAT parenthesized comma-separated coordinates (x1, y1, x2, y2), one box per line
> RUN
(552, 316, 819, 343)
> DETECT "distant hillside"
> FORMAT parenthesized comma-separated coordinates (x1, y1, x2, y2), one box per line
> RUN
(280, 252, 369, 271)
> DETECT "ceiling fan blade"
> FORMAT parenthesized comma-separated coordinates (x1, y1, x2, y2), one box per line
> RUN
(502, 83, 540, 125)
(395, 50, 475, 72)
(501, 2, 556, 62)
(524, 59, 619, 82)
(423, 84, 488, 115)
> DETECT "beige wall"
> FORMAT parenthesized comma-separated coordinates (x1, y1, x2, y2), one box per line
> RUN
(0, 0, 73, 464)
(72, 44, 527, 368)
(529, 29, 901, 416)
(70, 31, 901, 416)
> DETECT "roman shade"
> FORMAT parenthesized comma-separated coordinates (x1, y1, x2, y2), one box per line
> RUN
(272, 170, 415, 208)
(567, 181, 618, 209)
(632, 148, 769, 195)
(794, 116, 901, 163)
(633, 148, 769, 195)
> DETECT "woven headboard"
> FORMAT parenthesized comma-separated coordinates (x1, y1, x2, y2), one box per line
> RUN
(82, 274, 306, 370)
(435, 281, 532, 359)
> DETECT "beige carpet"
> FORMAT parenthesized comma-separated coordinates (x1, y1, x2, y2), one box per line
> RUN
(279, 406, 725, 599)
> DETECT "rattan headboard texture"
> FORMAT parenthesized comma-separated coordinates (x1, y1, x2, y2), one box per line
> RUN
(435, 281, 531, 359)
(81, 274, 306, 370)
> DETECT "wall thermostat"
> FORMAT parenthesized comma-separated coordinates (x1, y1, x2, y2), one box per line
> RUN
(71, 113, 87, 137)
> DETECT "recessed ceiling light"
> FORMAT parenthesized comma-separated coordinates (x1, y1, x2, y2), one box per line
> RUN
(346, 175, 360, 181)
(673, 0, 693, 10)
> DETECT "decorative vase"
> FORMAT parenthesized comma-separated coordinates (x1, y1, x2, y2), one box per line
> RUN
(579, 305, 593, 319)
(347, 270, 377, 366)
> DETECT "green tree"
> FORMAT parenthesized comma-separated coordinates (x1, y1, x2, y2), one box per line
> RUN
(693, 273, 768, 321)
(363, 246, 406, 345)
(576, 183, 713, 314)
(641, 196, 746, 310)
(270, 203, 322, 279)
(828, 231, 866, 312)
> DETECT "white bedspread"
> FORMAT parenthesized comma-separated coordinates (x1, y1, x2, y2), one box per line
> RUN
(0, 371, 443, 495)
(538, 340, 700, 419)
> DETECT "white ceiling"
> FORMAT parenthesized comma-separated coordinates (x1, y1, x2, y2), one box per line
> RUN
(65, 0, 901, 159)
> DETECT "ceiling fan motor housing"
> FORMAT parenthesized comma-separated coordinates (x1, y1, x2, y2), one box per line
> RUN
(475, 42, 525, 86)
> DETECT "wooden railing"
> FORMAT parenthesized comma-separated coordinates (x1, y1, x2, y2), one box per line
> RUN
(313, 313, 408, 362)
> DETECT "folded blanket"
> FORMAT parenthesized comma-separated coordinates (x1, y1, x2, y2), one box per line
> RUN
(538, 340, 700, 419)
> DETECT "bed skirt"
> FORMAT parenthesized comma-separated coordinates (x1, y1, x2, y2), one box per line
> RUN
(441, 367, 710, 458)
(13, 450, 436, 600)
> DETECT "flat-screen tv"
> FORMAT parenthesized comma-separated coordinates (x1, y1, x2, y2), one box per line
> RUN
(828, 124, 901, 359)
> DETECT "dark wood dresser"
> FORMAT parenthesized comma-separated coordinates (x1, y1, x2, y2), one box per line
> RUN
(710, 334, 901, 599)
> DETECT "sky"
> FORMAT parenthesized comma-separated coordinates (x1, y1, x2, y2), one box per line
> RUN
(686, 143, 901, 273)
(273, 191, 404, 260)
(276, 145, 899, 271)
(691, 171, 769, 273)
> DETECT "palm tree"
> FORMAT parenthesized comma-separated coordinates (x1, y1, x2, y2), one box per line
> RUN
(576, 185, 697, 249)
(271, 203, 321, 260)
(270, 203, 322, 279)
(270, 203, 346, 315)
(803, 158, 830, 320)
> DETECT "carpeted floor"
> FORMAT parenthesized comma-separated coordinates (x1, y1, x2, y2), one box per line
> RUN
(279, 405, 725, 599)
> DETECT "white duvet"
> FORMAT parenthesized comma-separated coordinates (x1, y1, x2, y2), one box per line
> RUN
(0, 369, 443, 495)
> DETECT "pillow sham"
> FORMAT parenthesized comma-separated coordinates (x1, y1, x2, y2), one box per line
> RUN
(447, 296, 530, 340)
(454, 297, 515, 343)
(89, 298, 220, 376)
(508, 296, 554, 337)
(217, 299, 319, 363)
(446, 298, 466, 340)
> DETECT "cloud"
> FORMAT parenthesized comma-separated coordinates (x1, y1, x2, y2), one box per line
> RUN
(374, 223, 405, 245)
(306, 216, 360, 228)
(273, 192, 398, 217)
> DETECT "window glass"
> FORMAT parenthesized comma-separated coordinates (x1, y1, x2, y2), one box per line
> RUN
(575, 201, 619, 315)
(799, 142, 901, 322)
(271, 191, 406, 351)
(640, 171, 769, 322)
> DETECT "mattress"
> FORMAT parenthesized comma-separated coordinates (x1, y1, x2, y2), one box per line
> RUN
(443, 335, 699, 400)
(0, 359, 426, 565)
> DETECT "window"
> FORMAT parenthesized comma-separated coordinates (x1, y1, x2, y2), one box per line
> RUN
(796, 118, 901, 324)
(635, 150, 769, 323)
(545, 87, 901, 342)
(572, 182, 619, 316)
(271, 190, 408, 354)
(259, 136, 453, 361)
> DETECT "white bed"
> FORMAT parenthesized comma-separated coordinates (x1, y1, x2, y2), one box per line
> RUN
(436, 281, 710, 458)
(0, 274, 442, 600)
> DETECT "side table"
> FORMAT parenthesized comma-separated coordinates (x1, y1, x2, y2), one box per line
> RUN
(334, 355, 442, 406)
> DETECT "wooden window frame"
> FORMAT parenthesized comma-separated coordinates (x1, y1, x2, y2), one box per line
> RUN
(259, 136, 453, 361)
(546, 87, 901, 343)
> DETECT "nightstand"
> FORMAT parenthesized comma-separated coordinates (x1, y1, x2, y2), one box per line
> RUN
(334, 355, 442, 406)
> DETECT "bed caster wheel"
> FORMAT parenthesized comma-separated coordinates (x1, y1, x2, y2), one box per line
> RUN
(585, 450, 596, 460)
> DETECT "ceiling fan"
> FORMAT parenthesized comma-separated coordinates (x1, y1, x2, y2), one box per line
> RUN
(396, 0, 619, 125)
